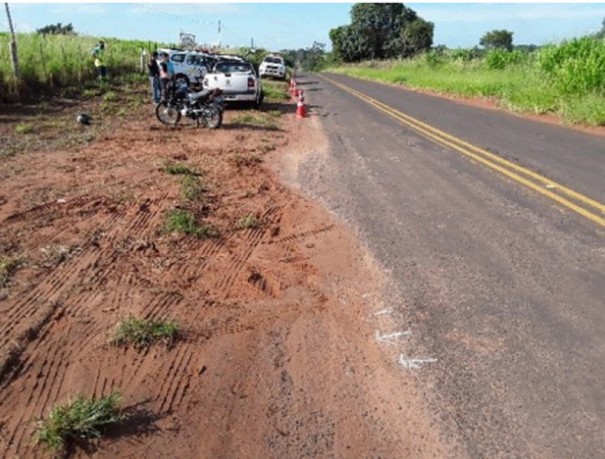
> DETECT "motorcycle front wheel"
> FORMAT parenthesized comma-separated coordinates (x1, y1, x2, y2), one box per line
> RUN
(155, 101, 181, 126)
(203, 104, 223, 129)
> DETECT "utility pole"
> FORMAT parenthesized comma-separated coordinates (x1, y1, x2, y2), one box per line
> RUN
(4, 2, 20, 80)
(217, 20, 222, 48)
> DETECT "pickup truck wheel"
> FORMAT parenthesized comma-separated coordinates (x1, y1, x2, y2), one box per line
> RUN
(253, 90, 264, 109)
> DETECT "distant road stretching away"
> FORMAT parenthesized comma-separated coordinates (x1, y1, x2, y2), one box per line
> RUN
(297, 72, 605, 457)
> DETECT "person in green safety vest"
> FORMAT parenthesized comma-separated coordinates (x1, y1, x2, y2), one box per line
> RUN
(92, 40, 107, 81)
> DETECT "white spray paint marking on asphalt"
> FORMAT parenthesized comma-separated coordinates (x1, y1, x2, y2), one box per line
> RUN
(546, 184, 557, 189)
(373, 308, 393, 316)
(375, 330, 412, 342)
(398, 355, 438, 369)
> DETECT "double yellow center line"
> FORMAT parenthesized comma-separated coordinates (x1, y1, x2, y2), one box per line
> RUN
(319, 74, 605, 229)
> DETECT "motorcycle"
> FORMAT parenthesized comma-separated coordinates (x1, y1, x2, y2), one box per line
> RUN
(155, 83, 224, 129)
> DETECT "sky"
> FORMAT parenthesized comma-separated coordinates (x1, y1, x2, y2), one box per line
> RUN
(2, 3, 605, 51)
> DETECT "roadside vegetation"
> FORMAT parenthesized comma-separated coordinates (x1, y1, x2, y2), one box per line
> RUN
(327, 36, 605, 126)
(262, 79, 291, 103)
(36, 392, 125, 452)
(282, 4, 605, 127)
(231, 112, 279, 130)
(0, 31, 164, 102)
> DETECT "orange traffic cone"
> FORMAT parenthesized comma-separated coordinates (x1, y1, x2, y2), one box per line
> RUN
(291, 81, 298, 99)
(296, 89, 306, 118)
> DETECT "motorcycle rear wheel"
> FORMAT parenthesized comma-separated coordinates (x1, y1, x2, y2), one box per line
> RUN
(155, 101, 181, 126)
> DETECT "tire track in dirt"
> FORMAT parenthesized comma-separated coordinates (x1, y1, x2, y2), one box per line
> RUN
(0, 192, 176, 457)
(0, 245, 99, 356)
(144, 292, 185, 321)
(263, 223, 336, 246)
(126, 194, 169, 237)
(156, 347, 194, 414)
(0, 194, 135, 354)
(4, 341, 70, 455)
(215, 206, 282, 295)
(2, 194, 101, 225)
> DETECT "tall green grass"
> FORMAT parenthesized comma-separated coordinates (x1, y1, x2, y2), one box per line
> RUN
(538, 36, 605, 94)
(0, 32, 163, 100)
(327, 36, 605, 126)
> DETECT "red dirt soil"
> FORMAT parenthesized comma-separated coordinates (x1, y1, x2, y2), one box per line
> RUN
(0, 105, 444, 457)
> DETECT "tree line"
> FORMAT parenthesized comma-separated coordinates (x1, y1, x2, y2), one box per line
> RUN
(283, 3, 605, 72)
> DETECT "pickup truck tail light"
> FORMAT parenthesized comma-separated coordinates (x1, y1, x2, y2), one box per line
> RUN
(247, 77, 255, 88)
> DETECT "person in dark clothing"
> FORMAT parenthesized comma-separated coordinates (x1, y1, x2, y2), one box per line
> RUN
(148, 51, 161, 103)
(158, 53, 172, 100)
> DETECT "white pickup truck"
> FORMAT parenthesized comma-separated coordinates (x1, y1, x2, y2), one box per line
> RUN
(259, 55, 286, 80)
(203, 59, 264, 108)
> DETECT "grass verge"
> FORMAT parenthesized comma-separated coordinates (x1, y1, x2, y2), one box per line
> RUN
(36, 392, 125, 452)
(262, 80, 291, 103)
(327, 56, 605, 126)
(231, 112, 279, 130)
(111, 317, 179, 349)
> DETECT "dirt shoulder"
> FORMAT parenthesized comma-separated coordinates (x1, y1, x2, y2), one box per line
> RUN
(0, 88, 444, 457)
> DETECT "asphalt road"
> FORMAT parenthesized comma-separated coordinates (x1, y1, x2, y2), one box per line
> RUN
(294, 73, 605, 458)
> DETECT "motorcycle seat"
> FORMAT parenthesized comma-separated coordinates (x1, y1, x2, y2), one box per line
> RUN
(188, 90, 212, 103)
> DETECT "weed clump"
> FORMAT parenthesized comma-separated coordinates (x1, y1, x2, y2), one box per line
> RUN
(36, 392, 125, 452)
(163, 210, 217, 238)
(163, 162, 199, 176)
(181, 175, 207, 201)
(0, 256, 20, 287)
(237, 214, 259, 229)
(111, 317, 178, 349)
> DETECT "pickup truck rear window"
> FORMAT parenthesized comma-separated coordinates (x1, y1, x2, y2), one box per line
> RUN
(263, 57, 283, 64)
(215, 62, 253, 74)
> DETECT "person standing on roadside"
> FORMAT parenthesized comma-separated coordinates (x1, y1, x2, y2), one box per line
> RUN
(158, 52, 172, 100)
(148, 51, 161, 103)
(92, 40, 107, 81)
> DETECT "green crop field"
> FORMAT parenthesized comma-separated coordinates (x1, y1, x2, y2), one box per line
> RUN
(327, 36, 605, 126)
(0, 32, 164, 101)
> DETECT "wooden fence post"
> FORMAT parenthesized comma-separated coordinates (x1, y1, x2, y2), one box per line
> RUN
(5, 2, 20, 81)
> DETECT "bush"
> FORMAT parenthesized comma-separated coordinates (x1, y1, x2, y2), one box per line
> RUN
(424, 50, 446, 67)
